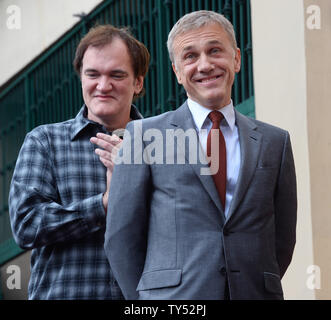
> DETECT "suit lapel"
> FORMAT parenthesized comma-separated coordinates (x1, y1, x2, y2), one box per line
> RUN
(170, 102, 224, 217)
(226, 110, 262, 221)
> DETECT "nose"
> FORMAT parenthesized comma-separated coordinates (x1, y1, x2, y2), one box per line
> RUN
(96, 76, 112, 92)
(197, 54, 214, 73)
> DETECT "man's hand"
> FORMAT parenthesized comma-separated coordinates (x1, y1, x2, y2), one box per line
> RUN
(90, 133, 122, 212)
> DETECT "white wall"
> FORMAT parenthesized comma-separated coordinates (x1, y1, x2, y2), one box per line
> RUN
(251, 0, 315, 299)
(0, 0, 103, 86)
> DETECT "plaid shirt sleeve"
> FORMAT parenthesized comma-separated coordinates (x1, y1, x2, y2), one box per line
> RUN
(9, 129, 106, 250)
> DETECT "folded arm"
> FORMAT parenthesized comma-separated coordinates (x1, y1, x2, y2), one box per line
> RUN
(9, 132, 105, 249)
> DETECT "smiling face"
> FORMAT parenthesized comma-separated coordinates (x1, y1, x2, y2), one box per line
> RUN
(172, 23, 241, 110)
(81, 37, 143, 131)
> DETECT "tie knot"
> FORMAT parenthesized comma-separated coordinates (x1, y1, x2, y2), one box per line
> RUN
(208, 111, 224, 126)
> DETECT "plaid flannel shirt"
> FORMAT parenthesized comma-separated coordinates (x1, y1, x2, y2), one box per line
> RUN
(9, 105, 142, 299)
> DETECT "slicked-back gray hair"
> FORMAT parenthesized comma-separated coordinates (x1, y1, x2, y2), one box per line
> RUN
(167, 10, 237, 65)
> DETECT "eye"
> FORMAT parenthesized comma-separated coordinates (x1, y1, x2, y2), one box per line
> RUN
(111, 72, 128, 80)
(210, 47, 221, 54)
(86, 73, 98, 79)
(184, 53, 197, 61)
(112, 74, 125, 80)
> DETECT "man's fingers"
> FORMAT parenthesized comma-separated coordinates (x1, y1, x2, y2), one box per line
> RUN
(91, 134, 122, 171)
(95, 147, 119, 159)
(99, 156, 114, 169)
(96, 132, 121, 142)
(90, 133, 122, 151)
(96, 132, 122, 145)
(90, 137, 115, 151)
(95, 148, 118, 168)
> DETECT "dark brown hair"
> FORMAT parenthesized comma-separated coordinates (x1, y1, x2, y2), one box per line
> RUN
(73, 24, 150, 98)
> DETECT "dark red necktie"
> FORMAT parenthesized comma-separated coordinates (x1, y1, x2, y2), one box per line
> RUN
(207, 111, 227, 210)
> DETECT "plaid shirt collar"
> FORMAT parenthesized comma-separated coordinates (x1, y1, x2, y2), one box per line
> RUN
(70, 104, 143, 141)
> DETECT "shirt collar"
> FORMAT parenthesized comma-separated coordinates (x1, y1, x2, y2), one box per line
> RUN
(187, 98, 236, 131)
(70, 104, 143, 141)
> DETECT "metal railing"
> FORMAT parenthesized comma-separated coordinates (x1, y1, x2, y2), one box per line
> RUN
(0, 0, 254, 265)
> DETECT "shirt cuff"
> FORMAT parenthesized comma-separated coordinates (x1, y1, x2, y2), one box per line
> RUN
(80, 193, 106, 232)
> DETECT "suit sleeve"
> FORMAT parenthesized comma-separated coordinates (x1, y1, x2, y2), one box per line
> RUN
(274, 132, 297, 278)
(104, 120, 151, 299)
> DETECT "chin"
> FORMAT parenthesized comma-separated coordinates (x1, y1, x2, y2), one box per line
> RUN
(94, 102, 116, 112)
(91, 107, 116, 119)
(202, 98, 223, 108)
(208, 93, 230, 107)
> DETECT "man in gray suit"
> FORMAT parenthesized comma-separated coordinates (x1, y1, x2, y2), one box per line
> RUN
(104, 10, 297, 300)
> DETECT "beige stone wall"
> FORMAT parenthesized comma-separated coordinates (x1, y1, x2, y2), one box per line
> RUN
(304, 0, 331, 300)
(251, 0, 315, 299)
(252, 0, 331, 299)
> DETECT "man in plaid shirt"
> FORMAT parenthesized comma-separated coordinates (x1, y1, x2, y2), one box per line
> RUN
(8, 25, 150, 299)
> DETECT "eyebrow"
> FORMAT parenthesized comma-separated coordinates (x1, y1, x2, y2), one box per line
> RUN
(207, 40, 223, 46)
(182, 40, 224, 53)
(111, 70, 128, 75)
(83, 68, 99, 74)
(83, 68, 128, 75)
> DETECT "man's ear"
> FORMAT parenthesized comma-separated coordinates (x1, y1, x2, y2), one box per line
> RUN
(234, 48, 241, 73)
(134, 76, 144, 95)
(79, 67, 83, 81)
(172, 63, 182, 84)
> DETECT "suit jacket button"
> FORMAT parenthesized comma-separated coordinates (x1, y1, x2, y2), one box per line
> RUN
(219, 267, 227, 276)
(223, 228, 229, 236)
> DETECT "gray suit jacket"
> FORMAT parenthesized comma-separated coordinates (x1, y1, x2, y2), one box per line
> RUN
(104, 102, 297, 300)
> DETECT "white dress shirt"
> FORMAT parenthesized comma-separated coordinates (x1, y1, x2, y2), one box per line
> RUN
(187, 98, 241, 217)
